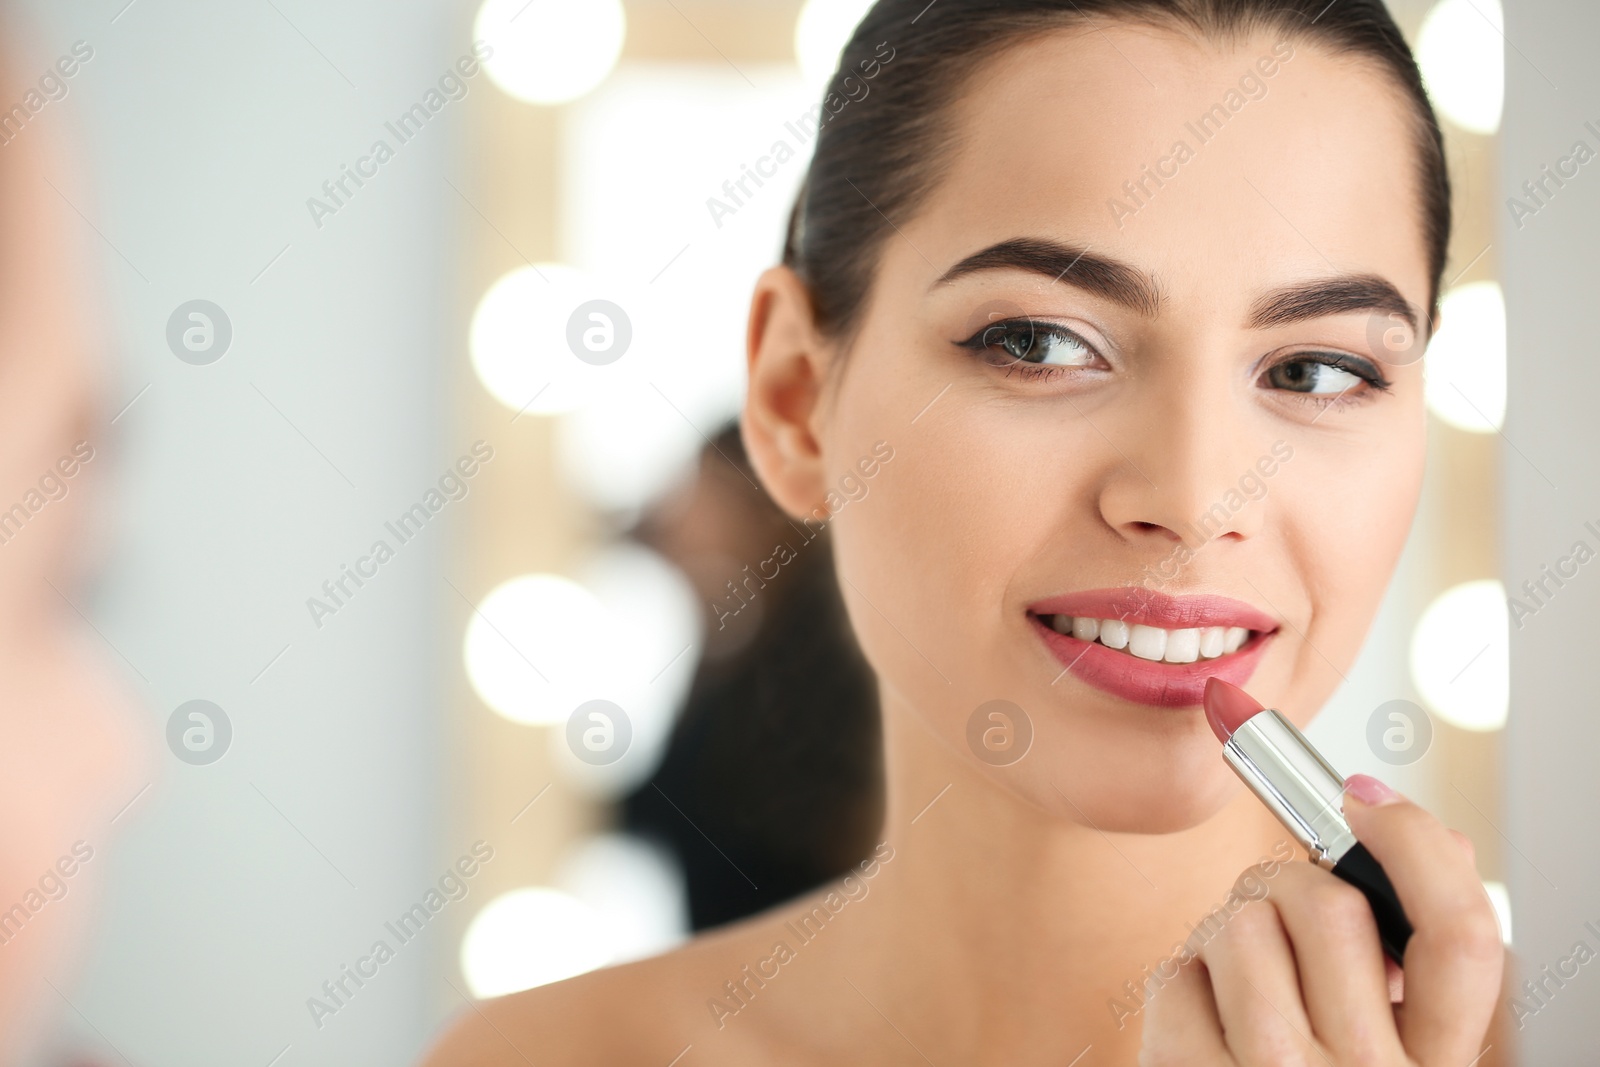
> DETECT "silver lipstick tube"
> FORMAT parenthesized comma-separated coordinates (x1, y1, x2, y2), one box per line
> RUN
(1220, 706, 1414, 962)
(1221, 707, 1356, 869)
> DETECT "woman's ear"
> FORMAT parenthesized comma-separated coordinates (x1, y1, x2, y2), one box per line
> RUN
(740, 265, 835, 521)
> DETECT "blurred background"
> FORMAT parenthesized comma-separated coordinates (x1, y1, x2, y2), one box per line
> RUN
(0, 0, 1591, 1063)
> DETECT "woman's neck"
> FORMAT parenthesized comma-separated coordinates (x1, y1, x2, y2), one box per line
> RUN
(823, 684, 1291, 1064)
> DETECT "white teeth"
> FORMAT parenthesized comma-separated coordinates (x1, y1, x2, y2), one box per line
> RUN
(1164, 627, 1201, 663)
(1097, 618, 1130, 649)
(1042, 614, 1256, 662)
(1128, 624, 1167, 661)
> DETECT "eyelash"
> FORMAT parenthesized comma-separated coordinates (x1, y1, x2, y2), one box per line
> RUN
(956, 318, 1394, 409)
(955, 318, 1102, 371)
(1260, 351, 1393, 410)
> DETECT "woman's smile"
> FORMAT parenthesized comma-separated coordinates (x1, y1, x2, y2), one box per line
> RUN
(1027, 588, 1280, 706)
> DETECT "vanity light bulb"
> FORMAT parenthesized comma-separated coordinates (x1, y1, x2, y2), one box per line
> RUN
(794, 0, 877, 91)
(1409, 579, 1509, 732)
(1423, 281, 1506, 434)
(473, 0, 625, 105)
(461, 888, 613, 997)
(1416, 0, 1504, 136)
(462, 574, 608, 726)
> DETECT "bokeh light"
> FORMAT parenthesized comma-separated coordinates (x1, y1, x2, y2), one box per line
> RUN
(554, 834, 688, 962)
(549, 543, 700, 798)
(557, 386, 706, 516)
(473, 0, 626, 105)
(1424, 281, 1506, 433)
(469, 263, 646, 417)
(1484, 880, 1513, 944)
(462, 573, 608, 726)
(794, 0, 876, 91)
(1409, 579, 1509, 731)
(460, 888, 613, 998)
(1416, 0, 1504, 135)
(469, 263, 581, 416)
(461, 544, 699, 748)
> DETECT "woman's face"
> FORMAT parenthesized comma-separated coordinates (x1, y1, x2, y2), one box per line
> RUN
(753, 24, 1432, 834)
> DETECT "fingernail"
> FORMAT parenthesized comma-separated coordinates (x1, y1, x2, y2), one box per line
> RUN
(1345, 773, 1400, 806)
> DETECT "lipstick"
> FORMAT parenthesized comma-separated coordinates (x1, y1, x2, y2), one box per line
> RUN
(1204, 678, 1413, 963)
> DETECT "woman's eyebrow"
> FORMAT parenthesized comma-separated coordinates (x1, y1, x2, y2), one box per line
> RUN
(1246, 275, 1419, 334)
(931, 237, 1162, 316)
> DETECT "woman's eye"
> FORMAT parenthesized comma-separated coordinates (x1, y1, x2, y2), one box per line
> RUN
(961, 319, 1098, 368)
(1263, 354, 1384, 397)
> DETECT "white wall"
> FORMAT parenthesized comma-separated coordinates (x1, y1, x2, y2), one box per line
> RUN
(11, 0, 462, 1062)
(1500, 0, 1600, 1061)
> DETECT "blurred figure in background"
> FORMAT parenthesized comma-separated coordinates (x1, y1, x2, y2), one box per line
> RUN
(0, 40, 148, 1065)
(623, 422, 882, 930)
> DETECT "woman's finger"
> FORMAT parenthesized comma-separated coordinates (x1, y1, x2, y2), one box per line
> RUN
(1267, 861, 1406, 1063)
(1342, 774, 1503, 1066)
(1140, 957, 1230, 1066)
(1190, 872, 1322, 1065)
(1384, 955, 1405, 1004)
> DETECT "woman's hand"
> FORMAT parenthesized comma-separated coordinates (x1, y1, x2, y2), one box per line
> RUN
(1140, 774, 1505, 1065)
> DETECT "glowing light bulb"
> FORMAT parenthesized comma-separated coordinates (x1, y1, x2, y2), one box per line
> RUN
(462, 574, 608, 726)
(473, 0, 626, 105)
(794, 0, 876, 91)
(1416, 0, 1504, 135)
(1409, 579, 1508, 731)
(469, 264, 643, 416)
(1424, 281, 1506, 433)
(460, 888, 613, 997)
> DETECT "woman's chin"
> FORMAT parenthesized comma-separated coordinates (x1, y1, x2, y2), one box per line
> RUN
(1083, 785, 1239, 835)
(1005, 736, 1243, 836)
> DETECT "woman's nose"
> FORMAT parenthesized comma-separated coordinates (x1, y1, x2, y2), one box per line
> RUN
(1094, 384, 1274, 552)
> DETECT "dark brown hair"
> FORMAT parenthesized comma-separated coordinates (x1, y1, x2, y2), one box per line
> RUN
(782, 0, 1450, 348)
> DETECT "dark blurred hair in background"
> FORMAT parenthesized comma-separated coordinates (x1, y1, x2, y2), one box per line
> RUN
(622, 422, 882, 930)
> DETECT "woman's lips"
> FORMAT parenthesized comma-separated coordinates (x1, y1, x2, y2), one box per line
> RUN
(1028, 587, 1278, 632)
(1026, 588, 1278, 707)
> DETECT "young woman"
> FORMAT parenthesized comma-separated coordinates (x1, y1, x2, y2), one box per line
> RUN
(426, 0, 1512, 1062)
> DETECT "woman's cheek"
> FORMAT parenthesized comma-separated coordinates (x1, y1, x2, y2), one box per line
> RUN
(1278, 424, 1425, 672)
(825, 427, 994, 698)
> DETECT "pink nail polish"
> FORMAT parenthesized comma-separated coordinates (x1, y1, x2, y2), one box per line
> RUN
(1344, 773, 1400, 806)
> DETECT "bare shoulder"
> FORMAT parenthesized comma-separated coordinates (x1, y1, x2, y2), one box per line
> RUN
(421, 844, 898, 1065)
(418, 911, 785, 1067)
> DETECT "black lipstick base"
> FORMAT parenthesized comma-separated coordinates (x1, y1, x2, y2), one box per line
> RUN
(1330, 840, 1413, 963)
